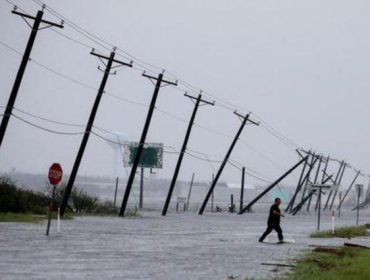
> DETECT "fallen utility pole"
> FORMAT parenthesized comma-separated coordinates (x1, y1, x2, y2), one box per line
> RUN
(285, 150, 309, 212)
(199, 112, 259, 215)
(353, 181, 370, 210)
(239, 156, 308, 215)
(292, 174, 333, 215)
(315, 155, 330, 211)
(119, 72, 177, 217)
(323, 160, 344, 210)
(0, 6, 63, 149)
(60, 50, 132, 216)
(162, 93, 214, 216)
(287, 153, 319, 213)
(292, 190, 315, 215)
(299, 153, 317, 205)
(328, 162, 347, 210)
(336, 169, 361, 211)
(306, 155, 323, 211)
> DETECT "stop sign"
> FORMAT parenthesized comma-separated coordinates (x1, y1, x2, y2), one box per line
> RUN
(48, 163, 63, 185)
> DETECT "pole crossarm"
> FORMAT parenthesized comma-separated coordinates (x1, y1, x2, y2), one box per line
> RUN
(234, 111, 260, 126)
(184, 93, 215, 106)
(90, 50, 132, 67)
(142, 72, 178, 86)
(12, 10, 64, 29)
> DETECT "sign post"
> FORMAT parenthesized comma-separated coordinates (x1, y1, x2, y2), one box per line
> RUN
(123, 142, 163, 209)
(46, 163, 63, 236)
(307, 183, 338, 231)
(355, 184, 363, 226)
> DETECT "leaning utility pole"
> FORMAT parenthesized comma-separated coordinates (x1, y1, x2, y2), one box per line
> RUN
(60, 50, 132, 216)
(162, 93, 214, 216)
(328, 162, 347, 210)
(198, 112, 259, 215)
(323, 160, 344, 210)
(0, 6, 63, 149)
(306, 155, 323, 211)
(315, 155, 330, 211)
(240, 167, 246, 213)
(336, 169, 361, 211)
(119, 72, 177, 217)
(299, 153, 317, 204)
(285, 150, 309, 212)
(239, 156, 309, 215)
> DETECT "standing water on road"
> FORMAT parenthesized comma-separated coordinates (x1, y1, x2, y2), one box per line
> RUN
(1, 208, 370, 279)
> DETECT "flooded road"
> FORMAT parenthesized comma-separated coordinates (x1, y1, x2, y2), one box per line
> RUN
(1, 208, 370, 279)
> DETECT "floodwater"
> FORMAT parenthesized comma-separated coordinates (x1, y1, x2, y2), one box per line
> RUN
(1, 207, 370, 280)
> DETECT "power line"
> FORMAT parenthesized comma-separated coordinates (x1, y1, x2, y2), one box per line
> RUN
(227, 160, 272, 184)
(0, 40, 23, 56)
(12, 113, 85, 135)
(23, 0, 305, 154)
(28, 0, 301, 153)
(6, 1, 364, 178)
(13, 106, 85, 127)
(0, 38, 304, 177)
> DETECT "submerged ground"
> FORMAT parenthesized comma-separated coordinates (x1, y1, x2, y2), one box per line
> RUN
(1, 207, 370, 279)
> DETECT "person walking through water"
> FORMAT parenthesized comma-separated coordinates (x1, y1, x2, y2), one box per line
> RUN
(259, 197, 285, 243)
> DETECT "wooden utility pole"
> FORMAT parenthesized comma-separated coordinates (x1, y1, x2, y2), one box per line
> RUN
(119, 72, 177, 216)
(199, 112, 259, 215)
(60, 50, 132, 216)
(0, 6, 63, 149)
(162, 93, 214, 216)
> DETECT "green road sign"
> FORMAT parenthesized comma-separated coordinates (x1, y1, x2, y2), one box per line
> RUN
(124, 142, 163, 168)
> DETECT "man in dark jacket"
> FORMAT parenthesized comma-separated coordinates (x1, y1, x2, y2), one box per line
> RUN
(259, 197, 284, 243)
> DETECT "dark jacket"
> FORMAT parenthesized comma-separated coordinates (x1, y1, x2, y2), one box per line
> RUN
(267, 204, 281, 224)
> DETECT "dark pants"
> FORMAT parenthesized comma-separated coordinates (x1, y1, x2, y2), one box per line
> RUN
(259, 222, 283, 242)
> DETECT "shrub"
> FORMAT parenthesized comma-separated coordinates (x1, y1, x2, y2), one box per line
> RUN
(0, 176, 47, 214)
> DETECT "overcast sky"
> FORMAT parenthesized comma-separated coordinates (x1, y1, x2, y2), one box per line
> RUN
(1, 0, 370, 188)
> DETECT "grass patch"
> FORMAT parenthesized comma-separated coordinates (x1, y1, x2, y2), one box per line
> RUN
(0, 212, 74, 223)
(289, 247, 370, 280)
(310, 225, 369, 238)
(0, 212, 46, 223)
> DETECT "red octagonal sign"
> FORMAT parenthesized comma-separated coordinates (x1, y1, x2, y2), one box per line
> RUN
(48, 163, 63, 185)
